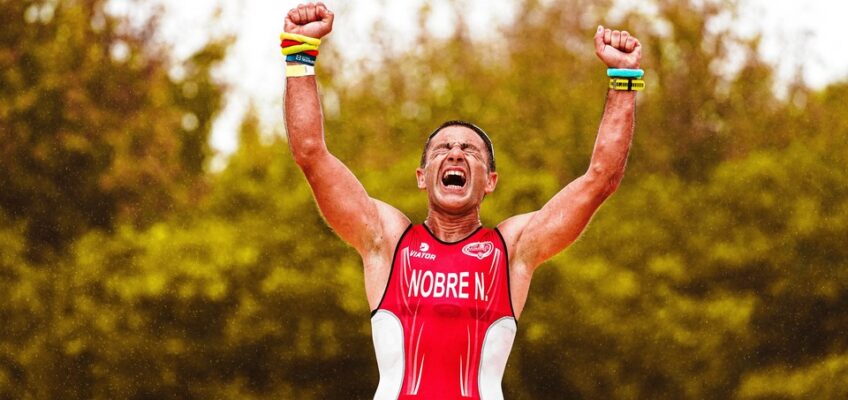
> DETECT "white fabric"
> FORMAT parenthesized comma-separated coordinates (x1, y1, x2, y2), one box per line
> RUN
(478, 317, 517, 400)
(371, 310, 405, 400)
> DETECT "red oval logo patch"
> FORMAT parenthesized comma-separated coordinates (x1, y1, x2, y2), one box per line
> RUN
(461, 241, 494, 260)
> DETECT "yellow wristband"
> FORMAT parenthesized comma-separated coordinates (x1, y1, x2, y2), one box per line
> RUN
(279, 32, 321, 46)
(609, 78, 645, 91)
(281, 43, 319, 56)
(286, 64, 315, 77)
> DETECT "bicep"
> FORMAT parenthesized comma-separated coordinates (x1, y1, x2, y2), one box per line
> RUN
(507, 173, 609, 269)
(300, 151, 408, 255)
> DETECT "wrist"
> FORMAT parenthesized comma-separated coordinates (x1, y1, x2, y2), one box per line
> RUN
(280, 32, 321, 69)
(607, 68, 645, 92)
(608, 61, 640, 69)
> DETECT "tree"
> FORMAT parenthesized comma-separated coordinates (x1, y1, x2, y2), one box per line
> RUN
(3, 0, 848, 398)
(0, 0, 226, 257)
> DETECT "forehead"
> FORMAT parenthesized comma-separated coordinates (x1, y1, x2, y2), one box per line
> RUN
(429, 126, 486, 148)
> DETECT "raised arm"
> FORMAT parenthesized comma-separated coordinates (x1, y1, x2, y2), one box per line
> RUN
(284, 3, 408, 257)
(499, 26, 642, 271)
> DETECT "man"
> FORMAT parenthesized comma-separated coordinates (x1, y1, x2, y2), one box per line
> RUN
(283, 3, 642, 399)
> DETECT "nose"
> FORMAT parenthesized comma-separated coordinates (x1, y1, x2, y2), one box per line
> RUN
(447, 142, 464, 161)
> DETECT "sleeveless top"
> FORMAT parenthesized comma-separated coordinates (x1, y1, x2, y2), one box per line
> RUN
(370, 224, 517, 400)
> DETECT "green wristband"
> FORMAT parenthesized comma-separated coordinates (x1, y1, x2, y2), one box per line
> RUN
(607, 68, 644, 78)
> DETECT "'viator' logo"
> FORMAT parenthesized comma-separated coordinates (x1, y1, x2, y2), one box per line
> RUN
(409, 243, 436, 260)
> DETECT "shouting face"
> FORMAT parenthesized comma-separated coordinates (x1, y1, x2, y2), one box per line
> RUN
(416, 126, 498, 215)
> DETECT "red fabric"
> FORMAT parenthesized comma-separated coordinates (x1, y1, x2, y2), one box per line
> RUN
(280, 40, 318, 57)
(280, 39, 302, 47)
(375, 224, 514, 399)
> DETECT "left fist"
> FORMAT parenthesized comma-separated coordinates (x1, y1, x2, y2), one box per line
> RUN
(594, 25, 641, 69)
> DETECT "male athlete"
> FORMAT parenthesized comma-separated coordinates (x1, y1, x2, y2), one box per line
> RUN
(283, 3, 642, 399)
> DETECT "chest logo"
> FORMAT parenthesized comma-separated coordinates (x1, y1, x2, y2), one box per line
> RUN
(409, 242, 436, 261)
(462, 241, 494, 260)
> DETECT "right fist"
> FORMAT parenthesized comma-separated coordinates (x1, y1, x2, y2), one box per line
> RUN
(285, 2, 334, 39)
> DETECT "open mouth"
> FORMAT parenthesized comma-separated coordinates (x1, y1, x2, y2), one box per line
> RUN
(441, 170, 467, 188)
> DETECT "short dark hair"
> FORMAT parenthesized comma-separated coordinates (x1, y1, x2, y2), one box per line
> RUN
(419, 120, 496, 171)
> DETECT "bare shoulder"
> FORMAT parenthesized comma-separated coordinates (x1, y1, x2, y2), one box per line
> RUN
(372, 198, 411, 254)
(498, 212, 537, 308)
(362, 199, 410, 308)
(496, 212, 536, 260)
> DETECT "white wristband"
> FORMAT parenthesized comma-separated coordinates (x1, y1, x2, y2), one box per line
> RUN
(286, 64, 315, 78)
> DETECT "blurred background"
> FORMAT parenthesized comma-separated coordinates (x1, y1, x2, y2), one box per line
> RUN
(2, 0, 847, 398)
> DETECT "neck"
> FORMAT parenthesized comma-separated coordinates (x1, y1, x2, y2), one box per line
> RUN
(424, 209, 482, 243)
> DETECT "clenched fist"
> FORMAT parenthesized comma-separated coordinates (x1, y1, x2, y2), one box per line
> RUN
(594, 25, 641, 69)
(285, 2, 334, 39)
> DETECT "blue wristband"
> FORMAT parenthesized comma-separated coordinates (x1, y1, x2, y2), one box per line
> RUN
(607, 68, 644, 78)
(286, 53, 316, 66)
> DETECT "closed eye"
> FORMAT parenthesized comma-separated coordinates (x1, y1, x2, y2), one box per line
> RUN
(461, 143, 480, 155)
(430, 146, 449, 158)
(433, 143, 480, 154)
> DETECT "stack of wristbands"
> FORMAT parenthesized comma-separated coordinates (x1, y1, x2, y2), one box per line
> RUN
(607, 68, 645, 91)
(281, 32, 321, 77)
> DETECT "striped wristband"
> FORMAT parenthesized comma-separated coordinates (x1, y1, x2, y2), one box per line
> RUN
(609, 78, 645, 91)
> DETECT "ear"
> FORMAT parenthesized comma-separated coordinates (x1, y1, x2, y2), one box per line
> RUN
(484, 171, 498, 194)
(416, 167, 427, 190)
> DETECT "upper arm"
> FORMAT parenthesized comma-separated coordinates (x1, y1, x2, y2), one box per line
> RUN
(498, 172, 610, 270)
(300, 150, 409, 257)
(284, 73, 409, 258)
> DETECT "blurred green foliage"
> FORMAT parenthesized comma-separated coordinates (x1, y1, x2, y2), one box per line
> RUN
(2, 0, 847, 398)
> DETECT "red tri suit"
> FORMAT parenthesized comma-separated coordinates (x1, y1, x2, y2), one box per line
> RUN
(371, 224, 517, 400)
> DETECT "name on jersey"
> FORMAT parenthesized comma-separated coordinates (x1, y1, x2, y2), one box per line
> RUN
(407, 269, 489, 301)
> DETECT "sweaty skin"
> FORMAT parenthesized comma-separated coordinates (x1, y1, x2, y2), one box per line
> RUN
(284, 2, 640, 397)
